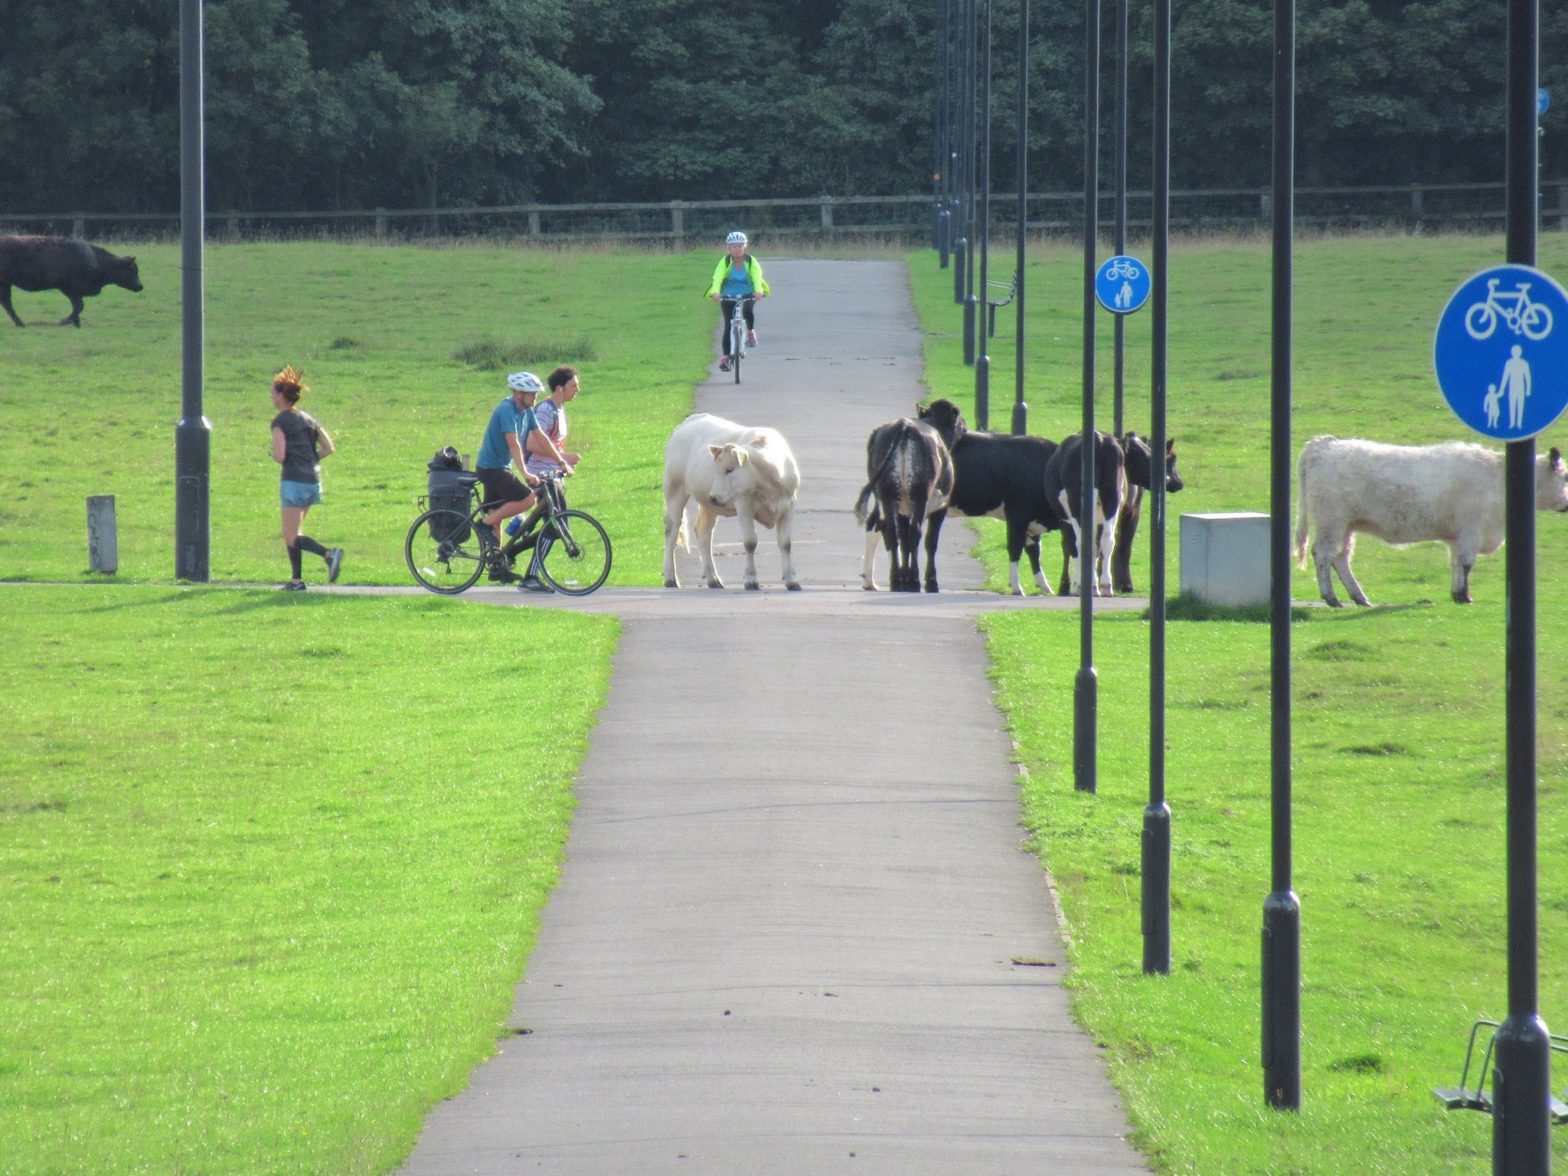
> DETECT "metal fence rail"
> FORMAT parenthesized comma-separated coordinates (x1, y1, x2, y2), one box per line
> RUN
(4, 183, 1564, 244)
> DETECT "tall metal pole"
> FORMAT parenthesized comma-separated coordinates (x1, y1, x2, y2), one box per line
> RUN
(976, 0, 993, 428)
(1112, 0, 1128, 438)
(175, 0, 209, 582)
(1011, 0, 1029, 436)
(1075, 0, 1100, 795)
(937, 0, 953, 265)
(963, 0, 981, 347)
(1262, 0, 1301, 1111)
(1142, 0, 1171, 977)
(1494, 0, 1551, 1162)
(953, 0, 971, 304)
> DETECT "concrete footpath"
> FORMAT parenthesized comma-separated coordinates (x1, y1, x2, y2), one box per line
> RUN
(399, 261, 1150, 1174)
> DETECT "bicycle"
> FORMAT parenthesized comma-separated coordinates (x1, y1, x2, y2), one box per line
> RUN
(1465, 277, 1554, 341)
(722, 294, 757, 384)
(405, 470, 612, 596)
(1104, 257, 1142, 282)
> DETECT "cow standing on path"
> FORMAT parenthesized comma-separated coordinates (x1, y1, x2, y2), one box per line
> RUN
(663, 413, 802, 591)
(0, 236, 143, 327)
(915, 398, 1064, 596)
(854, 417, 954, 592)
(1043, 431, 1128, 597)
(1294, 435, 1568, 606)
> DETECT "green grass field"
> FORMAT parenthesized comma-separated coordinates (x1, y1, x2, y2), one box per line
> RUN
(909, 236, 1568, 1173)
(3, 235, 1568, 1172)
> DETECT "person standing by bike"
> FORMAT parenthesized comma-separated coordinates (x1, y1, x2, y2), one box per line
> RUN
(705, 231, 770, 372)
(475, 371, 545, 582)
(269, 365, 344, 591)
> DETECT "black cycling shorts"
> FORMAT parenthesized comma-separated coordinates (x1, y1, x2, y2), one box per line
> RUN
(476, 467, 532, 507)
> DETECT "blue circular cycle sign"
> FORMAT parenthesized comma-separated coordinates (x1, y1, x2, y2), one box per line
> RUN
(1434, 263, 1568, 441)
(1095, 255, 1150, 315)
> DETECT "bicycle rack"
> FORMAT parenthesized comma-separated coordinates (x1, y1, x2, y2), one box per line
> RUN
(1433, 1018, 1568, 1124)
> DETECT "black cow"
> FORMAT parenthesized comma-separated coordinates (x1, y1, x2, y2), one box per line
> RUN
(1044, 431, 1128, 598)
(854, 417, 955, 592)
(914, 398, 1064, 596)
(0, 235, 143, 327)
(1056, 433, 1185, 595)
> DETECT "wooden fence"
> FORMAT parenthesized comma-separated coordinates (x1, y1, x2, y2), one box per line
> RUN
(5, 183, 1567, 244)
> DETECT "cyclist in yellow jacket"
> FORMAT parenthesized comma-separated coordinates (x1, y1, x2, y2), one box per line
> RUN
(706, 230, 770, 372)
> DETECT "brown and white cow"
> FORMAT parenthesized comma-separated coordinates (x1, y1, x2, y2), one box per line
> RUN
(1043, 430, 1126, 597)
(1056, 432, 1185, 595)
(1294, 435, 1568, 606)
(854, 416, 954, 592)
(662, 413, 802, 590)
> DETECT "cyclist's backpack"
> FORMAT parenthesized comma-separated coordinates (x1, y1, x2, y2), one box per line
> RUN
(425, 447, 472, 543)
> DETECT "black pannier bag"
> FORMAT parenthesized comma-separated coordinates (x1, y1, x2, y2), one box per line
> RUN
(425, 448, 476, 543)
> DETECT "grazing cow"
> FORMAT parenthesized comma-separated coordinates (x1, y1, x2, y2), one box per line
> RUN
(1043, 431, 1126, 596)
(1294, 435, 1568, 606)
(1057, 433, 1186, 595)
(854, 417, 955, 592)
(0, 235, 143, 327)
(663, 413, 802, 590)
(914, 398, 1063, 596)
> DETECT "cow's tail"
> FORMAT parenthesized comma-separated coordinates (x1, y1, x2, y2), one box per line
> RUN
(1293, 443, 1314, 568)
(853, 481, 876, 526)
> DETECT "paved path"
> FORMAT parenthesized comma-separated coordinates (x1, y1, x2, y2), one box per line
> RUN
(399, 261, 1149, 1174)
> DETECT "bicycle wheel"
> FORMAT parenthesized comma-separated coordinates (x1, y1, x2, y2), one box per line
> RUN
(732, 316, 744, 383)
(406, 508, 485, 594)
(534, 510, 612, 596)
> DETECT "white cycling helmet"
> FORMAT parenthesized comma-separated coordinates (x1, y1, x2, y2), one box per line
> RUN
(725, 231, 748, 246)
(507, 370, 544, 394)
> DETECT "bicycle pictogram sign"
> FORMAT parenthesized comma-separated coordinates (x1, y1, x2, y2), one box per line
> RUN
(1095, 254, 1150, 315)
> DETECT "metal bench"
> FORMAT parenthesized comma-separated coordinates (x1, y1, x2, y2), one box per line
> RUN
(985, 269, 1017, 337)
(1434, 1018, 1568, 1123)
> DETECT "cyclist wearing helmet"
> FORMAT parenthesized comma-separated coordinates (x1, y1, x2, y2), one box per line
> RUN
(474, 371, 546, 580)
(705, 230, 770, 372)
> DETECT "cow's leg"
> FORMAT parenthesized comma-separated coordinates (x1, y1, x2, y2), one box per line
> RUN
(922, 508, 945, 593)
(734, 504, 762, 590)
(1328, 533, 1372, 607)
(0, 285, 22, 327)
(1112, 486, 1143, 594)
(1311, 527, 1347, 607)
(1064, 519, 1088, 595)
(1096, 510, 1119, 596)
(775, 502, 801, 591)
(874, 493, 900, 590)
(695, 504, 724, 588)
(905, 494, 926, 594)
(662, 489, 690, 588)
(1450, 535, 1480, 604)
(60, 294, 84, 328)
(861, 514, 884, 591)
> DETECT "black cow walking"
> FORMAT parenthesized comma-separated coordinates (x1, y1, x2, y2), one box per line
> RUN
(0, 235, 143, 327)
(1056, 433, 1186, 595)
(915, 398, 1064, 596)
(854, 417, 955, 592)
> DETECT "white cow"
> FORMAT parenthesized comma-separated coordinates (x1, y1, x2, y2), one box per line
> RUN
(1294, 435, 1568, 606)
(662, 413, 802, 590)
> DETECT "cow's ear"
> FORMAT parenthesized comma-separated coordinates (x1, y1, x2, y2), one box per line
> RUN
(708, 444, 724, 460)
(916, 401, 928, 415)
(751, 434, 767, 448)
(1167, 438, 1177, 453)
(1551, 446, 1563, 468)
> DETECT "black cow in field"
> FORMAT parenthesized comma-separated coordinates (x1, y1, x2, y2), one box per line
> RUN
(914, 398, 1064, 596)
(0, 235, 143, 327)
(1056, 433, 1186, 595)
(854, 416, 955, 592)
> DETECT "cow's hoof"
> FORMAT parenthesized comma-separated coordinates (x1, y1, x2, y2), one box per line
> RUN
(664, 578, 679, 589)
(1324, 597, 1343, 608)
(925, 583, 939, 594)
(785, 581, 802, 592)
(706, 579, 725, 589)
(1453, 593, 1471, 605)
(745, 581, 761, 591)
(862, 583, 878, 592)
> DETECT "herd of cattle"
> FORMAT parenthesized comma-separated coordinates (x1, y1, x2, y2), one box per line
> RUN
(662, 400, 1184, 597)
(663, 404, 1568, 605)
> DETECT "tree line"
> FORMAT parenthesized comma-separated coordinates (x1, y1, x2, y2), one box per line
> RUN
(1, 0, 1562, 218)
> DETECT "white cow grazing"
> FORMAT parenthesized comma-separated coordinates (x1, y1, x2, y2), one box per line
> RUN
(663, 413, 802, 590)
(1294, 435, 1568, 606)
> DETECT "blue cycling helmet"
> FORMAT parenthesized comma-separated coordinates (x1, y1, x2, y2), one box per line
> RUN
(507, 371, 544, 394)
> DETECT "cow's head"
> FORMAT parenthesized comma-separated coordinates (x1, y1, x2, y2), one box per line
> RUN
(916, 398, 967, 448)
(706, 438, 762, 509)
(1120, 433, 1185, 493)
(109, 255, 143, 293)
(1537, 446, 1568, 512)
